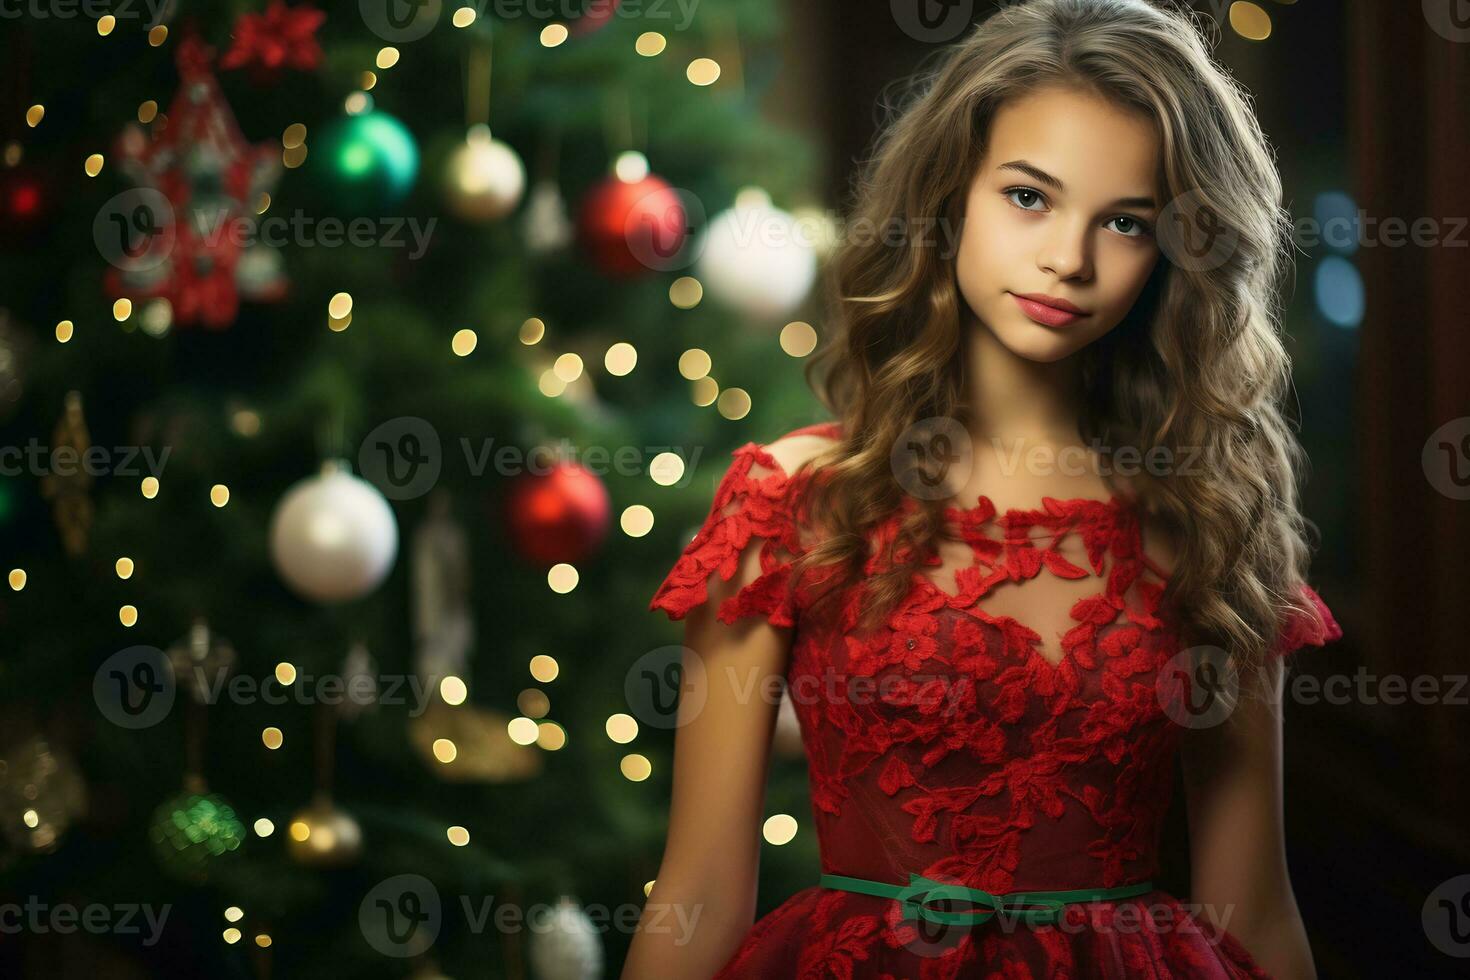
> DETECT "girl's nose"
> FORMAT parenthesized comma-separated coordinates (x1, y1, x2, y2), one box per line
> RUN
(1038, 219, 1092, 280)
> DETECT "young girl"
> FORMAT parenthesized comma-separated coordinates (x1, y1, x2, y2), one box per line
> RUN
(624, 1, 1342, 977)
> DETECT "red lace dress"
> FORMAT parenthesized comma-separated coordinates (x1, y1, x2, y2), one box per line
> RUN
(648, 422, 1343, 980)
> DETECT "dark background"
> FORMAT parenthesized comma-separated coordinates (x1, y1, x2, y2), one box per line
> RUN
(0, 1, 1464, 978)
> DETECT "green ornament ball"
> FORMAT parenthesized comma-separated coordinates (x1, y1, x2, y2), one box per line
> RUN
(149, 790, 246, 881)
(313, 109, 419, 215)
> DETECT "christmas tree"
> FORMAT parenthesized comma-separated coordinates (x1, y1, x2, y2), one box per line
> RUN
(0, 2, 829, 976)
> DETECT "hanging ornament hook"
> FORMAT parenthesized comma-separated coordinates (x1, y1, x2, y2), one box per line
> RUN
(465, 41, 493, 134)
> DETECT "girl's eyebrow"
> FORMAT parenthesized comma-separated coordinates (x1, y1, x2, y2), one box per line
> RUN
(997, 160, 1158, 210)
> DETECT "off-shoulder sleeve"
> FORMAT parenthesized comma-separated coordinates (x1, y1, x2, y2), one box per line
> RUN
(648, 442, 803, 628)
(1270, 583, 1343, 659)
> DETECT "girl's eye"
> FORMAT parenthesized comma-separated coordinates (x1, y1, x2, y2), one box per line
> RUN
(1004, 187, 1047, 212)
(1108, 215, 1153, 238)
(1004, 186, 1155, 240)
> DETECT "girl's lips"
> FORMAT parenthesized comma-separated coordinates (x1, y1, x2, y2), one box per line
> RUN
(1009, 292, 1087, 328)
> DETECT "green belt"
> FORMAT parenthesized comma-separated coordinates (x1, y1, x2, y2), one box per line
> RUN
(819, 872, 1155, 927)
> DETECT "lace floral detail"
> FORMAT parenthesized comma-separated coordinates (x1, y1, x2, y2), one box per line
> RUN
(1270, 581, 1344, 657)
(648, 423, 1342, 980)
(647, 439, 812, 628)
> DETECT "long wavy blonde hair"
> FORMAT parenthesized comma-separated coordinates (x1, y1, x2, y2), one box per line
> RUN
(783, 0, 1330, 680)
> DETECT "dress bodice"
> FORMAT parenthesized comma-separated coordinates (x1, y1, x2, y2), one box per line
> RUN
(647, 422, 1342, 979)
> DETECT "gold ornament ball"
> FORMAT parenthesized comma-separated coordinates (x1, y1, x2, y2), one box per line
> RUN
(444, 126, 525, 223)
(285, 800, 362, 867)
(408, 700, 542, 783)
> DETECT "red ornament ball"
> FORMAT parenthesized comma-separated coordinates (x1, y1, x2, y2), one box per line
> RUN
(577, 173, 687, 278)
(568, 0, 622, 36)
(504, 461, 611, 566)
(0, 167, 49, 240)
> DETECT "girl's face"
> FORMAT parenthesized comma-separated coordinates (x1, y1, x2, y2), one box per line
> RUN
(954, 83, 1164, 363)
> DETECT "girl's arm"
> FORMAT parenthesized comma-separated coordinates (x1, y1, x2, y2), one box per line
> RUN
(1179, 659, 1318, 980)
(623, 439, 814, 979)
(620, 585, 790, 978)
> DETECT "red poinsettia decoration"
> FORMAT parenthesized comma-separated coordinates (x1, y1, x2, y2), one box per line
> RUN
(220, 1, 324, 82)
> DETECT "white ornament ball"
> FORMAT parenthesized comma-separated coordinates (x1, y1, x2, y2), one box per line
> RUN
(270, 461, 399, 603)
(790, 204, 842, 261)
(693, 190, 818, 319)
(528, 896, 603, 980)
(444, 125, 526, 223)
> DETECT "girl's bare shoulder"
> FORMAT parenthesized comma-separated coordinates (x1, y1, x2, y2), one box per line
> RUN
(760, 422, 843, 479)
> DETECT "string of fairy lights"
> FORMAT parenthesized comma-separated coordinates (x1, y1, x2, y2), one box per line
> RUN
(3, 0, 1305, 850)
(3, 7, 1337, 974)
(1, 2, 851, 965)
